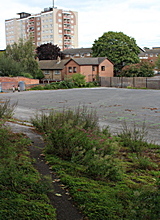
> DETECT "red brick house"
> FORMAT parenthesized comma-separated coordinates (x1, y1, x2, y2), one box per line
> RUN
(64, 57, 114, 82)
(38, 59, 69, 82)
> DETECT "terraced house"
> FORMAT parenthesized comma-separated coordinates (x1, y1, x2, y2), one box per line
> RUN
(39, 57, 114, 82)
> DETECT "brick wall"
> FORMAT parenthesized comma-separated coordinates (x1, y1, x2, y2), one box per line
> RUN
(0, 77, 39, 90)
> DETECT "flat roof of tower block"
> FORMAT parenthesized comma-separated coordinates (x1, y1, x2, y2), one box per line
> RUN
(17, 12, 31, 19)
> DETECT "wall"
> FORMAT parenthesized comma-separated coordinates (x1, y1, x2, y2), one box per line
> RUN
(65, 60, 80, 78)
(0, 77, 39, 91)
(98, 59, 114, 78)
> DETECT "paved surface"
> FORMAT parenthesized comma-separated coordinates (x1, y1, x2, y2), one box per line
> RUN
(1, 87, 160, 144)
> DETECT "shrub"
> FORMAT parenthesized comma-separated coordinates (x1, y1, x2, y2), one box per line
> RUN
(0, 99, 17, 119)
(71, 73, 86, 87)
(0, 126, 56, 219)
(31, 106, 99, 133)
(119, 121, 148, 155)
(31, 107, 122, 181)
(120, 61, 155, 77)
(30, 85, 44, 90)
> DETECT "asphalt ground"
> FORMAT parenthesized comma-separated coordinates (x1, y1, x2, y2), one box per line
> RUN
(1, 87, 160, 145)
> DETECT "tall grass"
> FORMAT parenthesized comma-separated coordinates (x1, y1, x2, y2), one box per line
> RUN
(31, 106, 160, 220)
(119, 121, 148, 155)
(31, 106, 123, 181)
(31, 106, 99, 133)
(0, 99, 17, 119)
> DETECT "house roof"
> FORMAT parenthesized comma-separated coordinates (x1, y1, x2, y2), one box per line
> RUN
(145, 48, 160, 54)
(38, 59, 69, 70)
(63, 47, 92, 55)
(68, 57, 112, 65)
(38, 57, 113, 70)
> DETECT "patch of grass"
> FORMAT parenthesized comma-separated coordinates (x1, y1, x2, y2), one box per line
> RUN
(0, 125, 56, 220)
(119, 121, 148, 155)
(0, 99, 17, 119)
(31, 107, 160, 220)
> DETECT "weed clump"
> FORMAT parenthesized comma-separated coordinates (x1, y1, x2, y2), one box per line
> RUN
(31, 107, 160, 220)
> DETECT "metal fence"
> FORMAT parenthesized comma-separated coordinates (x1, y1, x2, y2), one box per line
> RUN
(100, 77, 160, 89)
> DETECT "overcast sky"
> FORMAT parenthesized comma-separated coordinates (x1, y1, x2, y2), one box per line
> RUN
(0, 0, 160, 50)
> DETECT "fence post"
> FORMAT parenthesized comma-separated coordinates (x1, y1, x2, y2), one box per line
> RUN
(110, 77, 112, 87)
(146, 77, 147, 89)
(133, 77, 135, 87)
(121, 77, 123, 88)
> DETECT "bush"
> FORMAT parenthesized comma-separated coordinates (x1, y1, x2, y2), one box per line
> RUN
(30, 85, 44, 90)
(71, 73, 86, 87)
(119, 121, 148, 155)
(31, 107, 160, 220)
(0, 126, 56, 220)
(31, 107, 123, 181)
(120, 61, 154, 77)
(0, 99, 17, 119)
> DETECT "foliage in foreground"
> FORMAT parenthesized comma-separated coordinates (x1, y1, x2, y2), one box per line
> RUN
(0, 99, 17, 119)
(0, 125, 56, 219)
(31, 107, 160, 220)
(0, 106, 56, 220)
(30, 78, 99, 90)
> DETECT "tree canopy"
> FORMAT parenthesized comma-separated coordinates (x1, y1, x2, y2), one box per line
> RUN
(0, 55, 22, 76)
(120, 61, 154, 77)
(36, 43, 65, 60)
(92, 31, 140, 75)
(3, 39, 43, 79)
(155, 55, 160, 73)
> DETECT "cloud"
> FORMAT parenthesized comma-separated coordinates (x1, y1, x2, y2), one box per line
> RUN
(0, 0, 160, 49)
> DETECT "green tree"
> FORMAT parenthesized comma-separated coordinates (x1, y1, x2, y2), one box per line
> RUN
(120, 61, 154, 77)
(92, 31, 140, 75)
(71, 73, 86, 87)
(36, 43, 65, 60)
(5, 39, 43, 79)
(155, 55, 160, 73)
(0, 55, 22, 76)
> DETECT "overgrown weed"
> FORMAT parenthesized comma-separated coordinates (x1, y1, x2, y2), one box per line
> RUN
(0, 125, 56, 219)
(0, 99, 17, 119)
(119, 120, 148, 155)
(31, 107, 160, 220)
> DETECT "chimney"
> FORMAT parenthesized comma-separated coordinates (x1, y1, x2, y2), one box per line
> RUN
(57, 56, 61, 64)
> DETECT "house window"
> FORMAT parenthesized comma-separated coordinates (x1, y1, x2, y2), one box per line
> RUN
(68, 67, 72, 73)
(73, 67, 77, 73)
(44, 70, 50, 75)
(54, 70, 60, 75)
(92, 66, 96, 71)
(101, 66, 105, 71)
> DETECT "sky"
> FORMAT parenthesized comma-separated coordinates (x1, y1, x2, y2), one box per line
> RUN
(0, 0, 160, 50)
